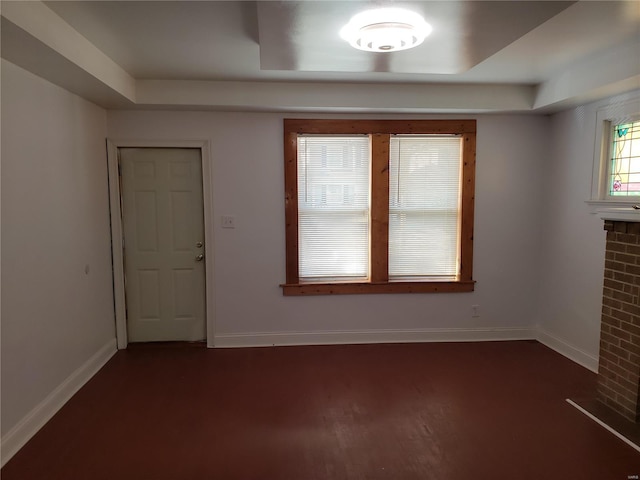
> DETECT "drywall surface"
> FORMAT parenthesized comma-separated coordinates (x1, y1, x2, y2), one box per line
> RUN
(1, 60, 115, 436)
(107, 110, 549, 343)
(537, 90, 640, 362)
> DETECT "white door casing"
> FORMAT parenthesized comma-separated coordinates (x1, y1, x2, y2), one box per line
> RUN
(106, 140, 215, 348)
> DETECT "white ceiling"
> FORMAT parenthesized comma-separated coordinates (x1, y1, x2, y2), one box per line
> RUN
(2, 0, 640, 113)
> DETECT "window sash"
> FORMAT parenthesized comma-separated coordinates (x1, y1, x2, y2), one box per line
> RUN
(297, 135, 370, 281)
(608, 120, 640, 197)
(388, 210, 460, 280)
(388, 135, 462, 279)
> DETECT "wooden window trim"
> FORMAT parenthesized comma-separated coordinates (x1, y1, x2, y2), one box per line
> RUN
(370, 134, 389, 283)
(282, 119, 476, 296)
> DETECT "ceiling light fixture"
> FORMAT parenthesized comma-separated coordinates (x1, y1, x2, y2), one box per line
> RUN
(340, 8, 432, 53)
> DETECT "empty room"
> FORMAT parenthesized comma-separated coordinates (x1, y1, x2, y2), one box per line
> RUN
(2, 1, 640, 478)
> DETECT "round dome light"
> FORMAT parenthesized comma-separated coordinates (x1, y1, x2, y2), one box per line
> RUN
(340, 8, 432, 52)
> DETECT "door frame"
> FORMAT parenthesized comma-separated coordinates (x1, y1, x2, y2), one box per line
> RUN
(106, 139, 216, 349)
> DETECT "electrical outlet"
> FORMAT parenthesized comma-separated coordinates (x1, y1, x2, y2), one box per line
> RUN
(221, 215, 236, 229)
(472, 304, 480, 318)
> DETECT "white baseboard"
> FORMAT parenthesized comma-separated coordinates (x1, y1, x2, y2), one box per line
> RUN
(536, 327, 599, 373)
(214, 327, 536, 348)
(1, 338, 117, 467)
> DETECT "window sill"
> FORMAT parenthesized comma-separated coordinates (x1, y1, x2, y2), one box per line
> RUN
(586, 199, 640, 213)
(280, 280, 475, 296)
(586, 200, 640, 221)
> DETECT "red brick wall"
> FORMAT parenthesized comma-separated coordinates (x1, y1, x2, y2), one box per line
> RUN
(600, 220, 640, 422)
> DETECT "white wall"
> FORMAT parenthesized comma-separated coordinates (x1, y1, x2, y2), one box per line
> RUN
(107, 110, 549, 345)
(537, 90, 640, 369)
(1, 60, 116, 439)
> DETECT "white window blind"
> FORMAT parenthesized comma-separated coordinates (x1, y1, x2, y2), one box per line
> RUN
(297, 135, 370, 281)
(389, 135, 462, 280)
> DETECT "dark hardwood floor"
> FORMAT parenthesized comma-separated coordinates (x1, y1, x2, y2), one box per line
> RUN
(3, 340, 640, 479)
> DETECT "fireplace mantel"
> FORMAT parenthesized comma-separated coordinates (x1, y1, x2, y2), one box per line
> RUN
(599, 207, 640, 223)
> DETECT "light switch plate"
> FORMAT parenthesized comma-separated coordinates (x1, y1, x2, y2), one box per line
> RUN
(221, 215, 236, 229)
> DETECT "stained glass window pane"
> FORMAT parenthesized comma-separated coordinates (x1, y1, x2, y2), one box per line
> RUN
(609, 120, 640, 197)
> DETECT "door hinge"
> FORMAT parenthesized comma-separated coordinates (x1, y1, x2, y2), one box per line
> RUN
(116, 150, 122, 176)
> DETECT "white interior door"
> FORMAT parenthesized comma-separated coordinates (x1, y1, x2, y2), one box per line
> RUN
(119, 147, 206, 342)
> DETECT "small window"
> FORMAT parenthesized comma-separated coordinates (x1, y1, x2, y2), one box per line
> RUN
(589, 96, 640, 207)
(608, 120, 640, 197)
(282, 119, 476, 296)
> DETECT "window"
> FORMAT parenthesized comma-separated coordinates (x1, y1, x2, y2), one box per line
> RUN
(389, 135, 462, 280)
(282, 119, 476, 295)
(589, 96, 640, 207)
(297, 135, 370, 282)
(608, 120, 640, 197)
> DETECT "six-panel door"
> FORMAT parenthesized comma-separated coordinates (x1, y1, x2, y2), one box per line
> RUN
(120, 148, 206, 342)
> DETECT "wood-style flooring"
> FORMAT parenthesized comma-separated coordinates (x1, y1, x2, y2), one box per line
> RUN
(2, 340, 640, 479)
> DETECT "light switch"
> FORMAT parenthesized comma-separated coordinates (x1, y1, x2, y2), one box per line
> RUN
(221, 215, 236, 229)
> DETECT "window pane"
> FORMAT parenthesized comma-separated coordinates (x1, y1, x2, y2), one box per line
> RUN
(609, 120, 640, 196)
(389, 135, 461, 279)
(297, 136, 370, 281)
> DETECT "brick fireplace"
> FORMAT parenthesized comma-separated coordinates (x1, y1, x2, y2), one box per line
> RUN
(599, 219, 640, 422)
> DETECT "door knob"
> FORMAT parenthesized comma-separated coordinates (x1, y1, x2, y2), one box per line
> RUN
(196, 242, 203, 248)
(195, 254, 204, 262)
